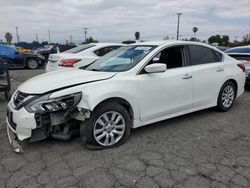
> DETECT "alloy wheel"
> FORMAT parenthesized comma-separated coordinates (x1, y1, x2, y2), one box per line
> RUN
(221, 85, 235, 108)
(93, 111, 126, 146)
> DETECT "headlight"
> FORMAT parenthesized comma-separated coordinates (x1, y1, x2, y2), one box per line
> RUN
(25, 92, 82, 113)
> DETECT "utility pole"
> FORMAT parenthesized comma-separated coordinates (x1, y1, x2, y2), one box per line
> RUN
(48, 29, 51, 44)
(15, 26, 20, 43)
(35, 33, 38, 42)
(83, 27, 88, 42)
(176, 13, 182, 40)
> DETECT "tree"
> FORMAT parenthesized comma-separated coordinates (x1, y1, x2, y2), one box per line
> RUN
(135, 32, 140, 40)
(189, 37, 200, 42)
(82, 36, 98, 44)
(208, 34, 230, 46)
(122, 40, 136, 44)
(192, 27, 198, 37)
(41, 41, 49, 45)
(32, 40, 40, 44)
(5, 32, 13, 44)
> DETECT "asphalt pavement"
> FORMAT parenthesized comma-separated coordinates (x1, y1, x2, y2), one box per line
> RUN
(0, 69, 250, 188)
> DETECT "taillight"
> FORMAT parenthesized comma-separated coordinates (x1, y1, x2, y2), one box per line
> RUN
(59, 59, 81, 67)
(237, 63, 245, 72)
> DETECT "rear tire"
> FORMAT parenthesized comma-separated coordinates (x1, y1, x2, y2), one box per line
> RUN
(217, 81, 236, 112)
(26, 58, 39, 69)
(80, 102, 131, 149)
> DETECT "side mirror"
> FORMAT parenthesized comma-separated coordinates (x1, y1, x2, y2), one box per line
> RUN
(144, 63, 166, 73)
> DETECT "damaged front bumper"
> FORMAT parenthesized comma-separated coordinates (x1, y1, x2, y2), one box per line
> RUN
(6, 102, 91, 153)
(6, 120, 23, 154)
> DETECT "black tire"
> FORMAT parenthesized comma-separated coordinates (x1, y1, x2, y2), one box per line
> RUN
(217, 81, 236, 112)
(26, 58, 39, 69)
(80, 102, 131, 149)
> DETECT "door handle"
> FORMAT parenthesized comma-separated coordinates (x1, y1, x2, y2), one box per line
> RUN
(182, 74, 192, 79)
(216, 67, 224, 72)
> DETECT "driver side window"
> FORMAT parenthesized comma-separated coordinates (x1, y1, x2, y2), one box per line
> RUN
(149, 46, 184, 69)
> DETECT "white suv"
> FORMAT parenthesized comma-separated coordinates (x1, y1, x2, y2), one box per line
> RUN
(6, 41, 245, 153)
(46, 43, 124, 72)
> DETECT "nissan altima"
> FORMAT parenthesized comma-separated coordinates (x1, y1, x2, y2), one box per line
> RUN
(6, 41, 245, 153)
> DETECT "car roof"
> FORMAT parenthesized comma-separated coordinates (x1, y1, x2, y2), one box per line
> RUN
(129, 40, 218, 49)
(84, 43, 125, 47)
(227, 45, 250, 50)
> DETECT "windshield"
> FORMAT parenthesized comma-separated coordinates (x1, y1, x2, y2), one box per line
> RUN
(64, 44, 95, 53)
(86, 45, 156, 72)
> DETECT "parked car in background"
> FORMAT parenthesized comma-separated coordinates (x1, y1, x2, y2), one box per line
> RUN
(225, 46, 250, 84)
(225, 46, 250, 62)
(6, 41, 245, 153)
(15, 47, 32, 54)
(46, 43, 124, 72)
(34, 44, 76, 62)
(0, 44, 44, 69)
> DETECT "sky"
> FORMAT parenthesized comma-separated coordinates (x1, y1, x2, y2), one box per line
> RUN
(0, 0, 250, 44)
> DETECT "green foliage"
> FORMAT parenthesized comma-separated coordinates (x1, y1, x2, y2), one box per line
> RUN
(32, 40, 40, 44)
(208, 34, 229, 46)
(122, 40, 136, 44)
(82, 37, 98, 44)
(41, 41, 49, 45)
(5, 32, 13, 44)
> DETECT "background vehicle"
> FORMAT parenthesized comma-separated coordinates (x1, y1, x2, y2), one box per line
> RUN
(15, 47, 32, 53)
(34, 44, 76, 62)
(46, 43, 124, 72)
(0, 44, 44, 69)
(225, 46, 250, 84)
(6, 41, 245, 153)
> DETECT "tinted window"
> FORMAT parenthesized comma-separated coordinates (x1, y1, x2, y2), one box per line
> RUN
(189, 45, 219, 65)
(149, 46, 184, 69)
(225, 48, 250, 54)
(94, 46, 121, 56)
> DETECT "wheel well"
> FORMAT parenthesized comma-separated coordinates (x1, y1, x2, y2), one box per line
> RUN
(94, 97, 134, 120)
(227, 79, 238, 96)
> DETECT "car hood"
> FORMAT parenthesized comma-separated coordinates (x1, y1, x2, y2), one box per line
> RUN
(18, 69, 116, 94)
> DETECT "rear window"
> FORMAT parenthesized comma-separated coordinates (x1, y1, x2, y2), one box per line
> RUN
(64, 44, 95, 53)
(225, 48, 250, 54)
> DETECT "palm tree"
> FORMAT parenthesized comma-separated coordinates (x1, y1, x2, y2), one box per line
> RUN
(5, 32, 13, 44)
(192, 27, 198, 38)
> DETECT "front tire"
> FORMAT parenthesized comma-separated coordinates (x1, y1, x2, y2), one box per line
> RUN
(217, 81, 236, 112)
(80, 102, 131, 149)
(26, 58, 39, 69)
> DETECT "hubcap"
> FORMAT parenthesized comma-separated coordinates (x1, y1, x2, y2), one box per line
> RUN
(222, 85, 234, 108)
(93, 111, 126, 146)
(28, 60, 38, 69)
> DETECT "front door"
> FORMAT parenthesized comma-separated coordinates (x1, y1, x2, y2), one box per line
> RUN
(138, 46, 193, 122)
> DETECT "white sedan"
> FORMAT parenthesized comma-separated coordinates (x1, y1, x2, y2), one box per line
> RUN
(6, 41, 245, 153)
(46, 43, 124, 72)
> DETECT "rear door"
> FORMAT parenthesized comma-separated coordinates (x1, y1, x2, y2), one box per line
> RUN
(187, 45, 225, 107)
